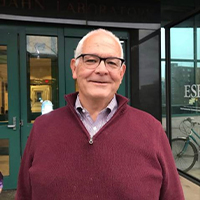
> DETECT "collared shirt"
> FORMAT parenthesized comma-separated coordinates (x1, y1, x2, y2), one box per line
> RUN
(75, 95, 118, 138)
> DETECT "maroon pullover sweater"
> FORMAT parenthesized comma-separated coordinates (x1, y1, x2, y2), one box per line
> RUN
(15, 93, 184, 200)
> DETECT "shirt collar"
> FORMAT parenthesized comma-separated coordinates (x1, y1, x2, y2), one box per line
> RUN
(75, 94, 118, 113)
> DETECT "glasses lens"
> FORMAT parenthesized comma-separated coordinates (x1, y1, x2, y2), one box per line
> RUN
(81, 54, 123, 71)
(83, 55, 99, 68)
(105, 58, 122, 70)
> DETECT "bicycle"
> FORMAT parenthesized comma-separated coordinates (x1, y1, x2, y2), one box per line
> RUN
(171, 117, 200, 172)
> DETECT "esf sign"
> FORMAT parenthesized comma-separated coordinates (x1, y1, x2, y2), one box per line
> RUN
(184, 84, 200, 98)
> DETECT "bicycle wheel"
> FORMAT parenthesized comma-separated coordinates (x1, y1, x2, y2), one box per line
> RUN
(171, 138, 198, 172)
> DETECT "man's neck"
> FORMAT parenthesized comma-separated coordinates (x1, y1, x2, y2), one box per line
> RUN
(79, 95, 113, 121)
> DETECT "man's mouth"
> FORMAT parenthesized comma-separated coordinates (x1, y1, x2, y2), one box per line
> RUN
(89, 80, 108, 84)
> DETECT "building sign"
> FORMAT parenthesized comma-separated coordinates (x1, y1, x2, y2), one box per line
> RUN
(0, 0, 160, 23)
(181, 84, 200, 112)
(184, 84, 200, 98)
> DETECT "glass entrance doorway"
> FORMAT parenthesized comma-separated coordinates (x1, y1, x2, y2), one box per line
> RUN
(0, 26, 128, 189)
(0, 31, 21, 189)
(26, 35, 59, 122)
(0, 30, 62, 190)
(164, 11, 200, 184)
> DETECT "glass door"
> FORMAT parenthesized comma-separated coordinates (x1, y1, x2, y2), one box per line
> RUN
(26, 35, 59, 121)
(169, 12, 200, 183)
(0, 31, 21, 189)
(19, 25, 67, 155)
(20, 33, 61, 153)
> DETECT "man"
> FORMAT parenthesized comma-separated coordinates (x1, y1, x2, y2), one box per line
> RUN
(16, 28, 184, 200)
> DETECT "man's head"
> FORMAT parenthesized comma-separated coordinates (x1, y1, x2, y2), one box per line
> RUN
(74, 29, 124, 65)
(70, 28, 126, 105)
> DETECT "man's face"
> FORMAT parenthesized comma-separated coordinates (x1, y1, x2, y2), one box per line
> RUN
(70, 32, 126, 102)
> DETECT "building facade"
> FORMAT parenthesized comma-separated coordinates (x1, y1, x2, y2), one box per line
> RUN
(0, 0, 199, 189)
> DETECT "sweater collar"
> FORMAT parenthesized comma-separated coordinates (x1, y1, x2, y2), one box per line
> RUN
(75, 94, 117, 113)
(64, 92, 129, 110)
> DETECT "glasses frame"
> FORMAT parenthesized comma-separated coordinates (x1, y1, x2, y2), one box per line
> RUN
(76, 54, 125, 70)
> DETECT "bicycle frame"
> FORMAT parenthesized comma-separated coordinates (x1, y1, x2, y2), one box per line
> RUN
(190, 128, 200, 148)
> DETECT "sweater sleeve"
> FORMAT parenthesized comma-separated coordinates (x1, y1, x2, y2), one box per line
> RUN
(157, 124, 185, 200)
(15, 127, 34, 200)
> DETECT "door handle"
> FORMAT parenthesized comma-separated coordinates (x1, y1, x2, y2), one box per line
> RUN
(7, 117, 16, 130)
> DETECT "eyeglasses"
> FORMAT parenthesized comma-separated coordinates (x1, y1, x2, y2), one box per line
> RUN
(76, 54, 125, 71)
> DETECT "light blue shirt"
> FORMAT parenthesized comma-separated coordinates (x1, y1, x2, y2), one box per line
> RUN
(75, 95, 118, 137)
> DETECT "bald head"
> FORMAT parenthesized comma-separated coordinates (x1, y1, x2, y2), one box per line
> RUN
(74, 29, 124, 61)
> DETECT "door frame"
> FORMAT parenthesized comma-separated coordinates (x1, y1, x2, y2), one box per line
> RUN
(0, 24, 130, 189)
(19, 26, 66, 153)
(0, 29, 21, 189)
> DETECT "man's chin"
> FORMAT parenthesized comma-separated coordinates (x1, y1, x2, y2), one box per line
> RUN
(89, 92, 113, 100)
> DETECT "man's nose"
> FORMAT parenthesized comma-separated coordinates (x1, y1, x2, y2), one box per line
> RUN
(95, 60, 108, 73)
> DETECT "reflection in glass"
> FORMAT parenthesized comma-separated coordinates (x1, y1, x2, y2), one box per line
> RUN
(171, 62, 195, 114)
(0, 139, 9, 176)
(197, 62, 200, 84)
(197, 28, 200, 60)
(161, 28, 165, 59)
(0, 46, 8, 123)
(161, 61, 166, 130)
(170, 15, 200, 181)
(171, 28, 193, 59)
(26, 36, 59, 122)
(136, 33, 160, 120)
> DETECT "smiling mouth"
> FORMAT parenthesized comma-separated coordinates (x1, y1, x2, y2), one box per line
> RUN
(89, 80, 109, 84)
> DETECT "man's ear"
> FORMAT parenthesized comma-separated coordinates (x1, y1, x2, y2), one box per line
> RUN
(70, 59, 77, 79)
(120, 64, 126, 83)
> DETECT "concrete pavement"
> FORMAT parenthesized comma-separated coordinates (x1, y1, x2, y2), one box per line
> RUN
(0, 190, 16, 200)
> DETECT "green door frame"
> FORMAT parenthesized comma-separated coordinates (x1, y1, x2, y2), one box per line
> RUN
(0, 30, 21, 189)
(19, 26, 66, 153)
(0, 25, 130, 189)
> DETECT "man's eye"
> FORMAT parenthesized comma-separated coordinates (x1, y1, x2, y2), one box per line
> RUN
(107, 60, 118, 66)
(85, 59, 98, 64)
(107, 61, 117, 65)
